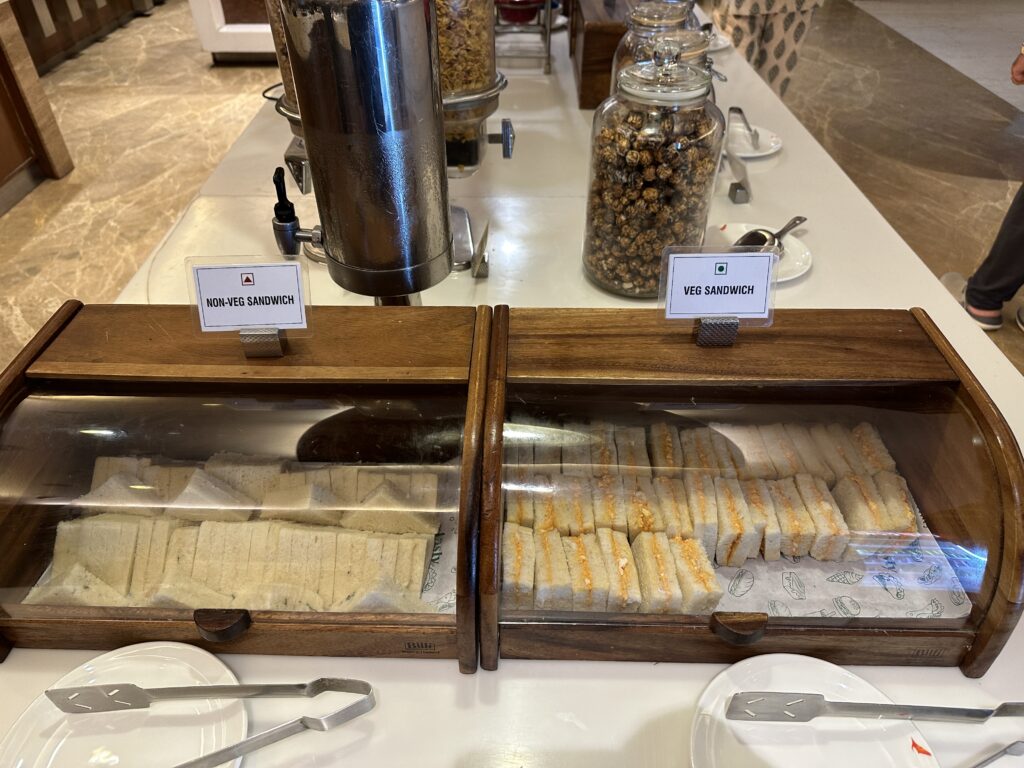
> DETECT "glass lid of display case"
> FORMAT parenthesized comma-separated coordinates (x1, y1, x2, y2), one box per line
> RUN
(0, 392, 466, 615)
(497, 392, 993, 628)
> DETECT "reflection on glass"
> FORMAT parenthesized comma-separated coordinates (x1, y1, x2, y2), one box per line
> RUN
(500, 397, 992, 627)
(0, 394, 465, 615)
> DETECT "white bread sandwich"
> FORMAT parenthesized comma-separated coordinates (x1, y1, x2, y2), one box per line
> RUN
(652, 476, 693, 539)
(680, 428, 718, 474)
(826, 424, 871, 476)
(167, 469, 255, 523)
(327, 465, 359, 505)
(714, 477, 760, 567)
(625, 477, 666, 541)
(647, 422, 683, 478)
(163, 525, 201, 583)
(667, 536, 723, 613)
(532, 423, 563, 474)
(597, 527, 642, 612)
(532, 474, 571, 535)
(342, 474, 441, 535)
(783, 423, 836, 487)
(873, 470, 921, 534)
(554, 474, 596, 535)
(129, 517, 183, 599)
(708, 423, 776, 480)
(710, 431, 740, 479)
(73, 472, 162, 517)
(501, 522, 535, 609)
(504, 465, 535, 527)
(589, 421, 619, 475)
(851, 423, 898, 475)
(832, 473, 889, 540)
(261, 482, 340, 526)
(758, 423, 807, 479)
(683, 472, 718, 559)
(741, 478, 780, 561)
(614, 426, 653, 477)
(562, 533, 610, 611)
(204, 453, 283, 503)
(534, 529, 573, 610)
(809, 424, 855, 481)
(24, 563, 129, 607)
(91, 456, 151, 490)
(560, 422, 593, 476)
(767, 478, 815, 557)
(140, 464, 197, 502)
(631, 532, 683, 613)
(591, 473, 628, 533)
(794, 474, 850, 561)
(153, 579, 234, 609)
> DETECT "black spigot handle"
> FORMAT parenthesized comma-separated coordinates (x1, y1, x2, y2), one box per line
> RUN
(273, 167, 296, 223)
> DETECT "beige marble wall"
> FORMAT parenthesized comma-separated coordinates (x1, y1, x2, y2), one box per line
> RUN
(0, 0, 275, 367)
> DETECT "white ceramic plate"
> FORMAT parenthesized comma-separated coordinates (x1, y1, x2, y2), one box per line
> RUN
(710, 222, 812, 283)
(0, 642, 247, 768)
(728, 123, 783, 159)
(709, 29, 731, 52)
(690, 654, 939, 768)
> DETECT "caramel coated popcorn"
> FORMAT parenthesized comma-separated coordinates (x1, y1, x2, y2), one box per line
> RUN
(583, 104, 722, 297)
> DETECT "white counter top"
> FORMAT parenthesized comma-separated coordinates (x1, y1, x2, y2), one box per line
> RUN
(4, 25, 1023, 768)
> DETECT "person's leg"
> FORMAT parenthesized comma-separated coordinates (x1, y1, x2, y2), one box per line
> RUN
(712, 3, 765, 67)
(966, 185, 1024, 318)
(754, 9, 815, 97)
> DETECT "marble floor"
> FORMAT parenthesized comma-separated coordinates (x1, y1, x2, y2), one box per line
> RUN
(854, 0, 1024, 112)
(783, 0, 1024, 373)
(0, 0, 273, 368)
(0, 0, 1022, 374)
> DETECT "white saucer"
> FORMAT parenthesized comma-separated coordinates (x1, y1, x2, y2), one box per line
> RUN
(711, 222, 812, 283)
(728, 123, 783, 159)
(0, 642, 247, 768)
(690, 654, 938, 768)
(709, 29, 731, 52)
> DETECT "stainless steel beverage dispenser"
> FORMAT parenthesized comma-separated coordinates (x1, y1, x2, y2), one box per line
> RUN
(271, 0, 453, 303)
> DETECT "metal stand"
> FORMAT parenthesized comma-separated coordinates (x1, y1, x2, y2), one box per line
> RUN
(450, 205, 489, 278)
(240, 328, 284, 358)
(695, 317, 739, 347)
(495, 0, 553, 75)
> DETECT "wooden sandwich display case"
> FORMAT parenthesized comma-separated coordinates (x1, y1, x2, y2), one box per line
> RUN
(0, 301, 491, 673)
(479, 307, 1024, 677)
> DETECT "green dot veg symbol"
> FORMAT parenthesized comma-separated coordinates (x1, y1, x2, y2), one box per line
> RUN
(715, 262, 728, 276)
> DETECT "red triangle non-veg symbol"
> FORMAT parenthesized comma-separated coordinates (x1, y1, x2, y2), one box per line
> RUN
(242, 275, 254, 285)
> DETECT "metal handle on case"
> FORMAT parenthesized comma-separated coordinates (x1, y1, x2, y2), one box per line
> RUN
(172, 680, 375, 768)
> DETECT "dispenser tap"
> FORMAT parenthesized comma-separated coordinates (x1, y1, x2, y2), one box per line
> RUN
(271, 167, 321, 257)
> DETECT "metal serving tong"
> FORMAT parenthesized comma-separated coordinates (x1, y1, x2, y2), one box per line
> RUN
(46, 677, 362, 713)
(726, 692, 1024, 724)
(48, 677, 375, 768)
(969, 740, 1024, 768)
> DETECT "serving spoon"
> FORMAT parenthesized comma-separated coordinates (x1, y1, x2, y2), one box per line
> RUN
(733, 215, 807, 253)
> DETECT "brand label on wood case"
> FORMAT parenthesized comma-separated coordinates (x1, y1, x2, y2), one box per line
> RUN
(663, 252, 776, 320)
(193, 263, 307, 331)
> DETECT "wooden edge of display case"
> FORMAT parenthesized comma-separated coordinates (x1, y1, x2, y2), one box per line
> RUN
(455, 306, 492, 674)
(0, 299, 82, 418)
(505, 308, 958, 385)
(0, 607, 461, 659)
(910, 307, 1024, 677)
(26, 304, 478, 384)
(498, 617, 974, 667)
(0, 299, 83, 659)
(479, 305, 510, 671)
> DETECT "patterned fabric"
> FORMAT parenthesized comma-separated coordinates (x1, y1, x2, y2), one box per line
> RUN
(712, 1, 818, 97)
(720, 0, 824, 13)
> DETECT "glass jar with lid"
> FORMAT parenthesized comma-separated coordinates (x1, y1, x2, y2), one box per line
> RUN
(610, 2, 718, 98)
(436, 0, 504, 176)
(582, 48, 725, 297)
